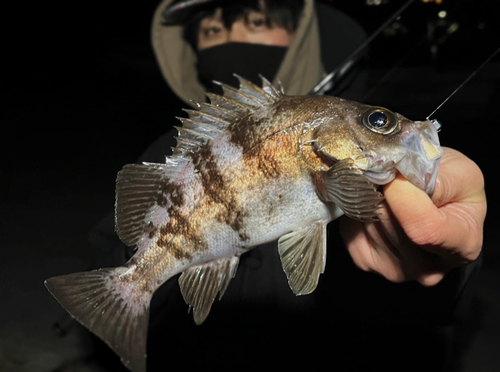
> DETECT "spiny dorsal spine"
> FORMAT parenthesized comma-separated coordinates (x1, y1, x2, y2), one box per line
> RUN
(172, 75, 284, 155)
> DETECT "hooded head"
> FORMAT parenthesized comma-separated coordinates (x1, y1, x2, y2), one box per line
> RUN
(151, 0, 324, 106)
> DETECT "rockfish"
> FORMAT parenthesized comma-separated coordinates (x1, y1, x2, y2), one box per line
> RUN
(45, 75, 443, 372)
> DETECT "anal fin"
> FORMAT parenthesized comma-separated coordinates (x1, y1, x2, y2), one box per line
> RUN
(178, 256, 239, 325)
(278, 220, 327, 296)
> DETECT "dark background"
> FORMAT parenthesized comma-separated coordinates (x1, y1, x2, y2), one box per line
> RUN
(2, 0, 499, 371)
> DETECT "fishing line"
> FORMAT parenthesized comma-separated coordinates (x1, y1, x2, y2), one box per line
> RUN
(427, 45, 500, 119)
(310, 0, 417, 95)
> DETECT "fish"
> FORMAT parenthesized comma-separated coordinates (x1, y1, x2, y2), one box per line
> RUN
(44, 75, 443, 372)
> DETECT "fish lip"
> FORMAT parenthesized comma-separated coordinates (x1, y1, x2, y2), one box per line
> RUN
(395, 120, 443, 196)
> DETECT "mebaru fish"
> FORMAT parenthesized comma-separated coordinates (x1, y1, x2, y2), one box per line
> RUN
(45, 75, 443, 372)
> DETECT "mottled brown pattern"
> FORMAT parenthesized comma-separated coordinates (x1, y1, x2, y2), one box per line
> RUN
(155, 180, 205, 260)
(228, 113, 264, 151)
(191, 144, 250, 241)
(226, 208, 249, 242)
(161, 238, 195, 261)
(257, 154, 282, 179)
(244, 128, 310, 178)
(228, 95, 339, 190)
(116, 263, 155, 294)
(191, 145, 225, 204)
(157, 204, 205, 261)
(146, 222, 157, 239)
(229, 96, 331, 153)
(156, 180, 184, 208)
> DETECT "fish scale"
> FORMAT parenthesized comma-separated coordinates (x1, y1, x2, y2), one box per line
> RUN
(45, 75, 443, 372)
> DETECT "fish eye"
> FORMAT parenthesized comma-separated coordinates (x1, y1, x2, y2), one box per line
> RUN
(369, 111, 387, 127)
(362, 107, 398, 135)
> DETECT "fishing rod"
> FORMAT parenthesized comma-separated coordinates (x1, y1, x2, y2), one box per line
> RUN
(312, 0, 499, 130)
(310, 0, 417, 95)
(360, 35, 427, 103)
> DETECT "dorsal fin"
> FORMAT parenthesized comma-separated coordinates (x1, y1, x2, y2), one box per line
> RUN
(217, 74, 283, 106)
(172, 75, 283, 155)
(191, 101, 240, 121)
(213, 80, 263, 108)
(232, 74, 281, 105)
(181, 110, 229, 131)
(204, 93, 253, 115)
(258, 74, 283, 99)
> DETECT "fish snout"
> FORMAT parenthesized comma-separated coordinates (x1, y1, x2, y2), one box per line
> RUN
(396, 120, 444, 196)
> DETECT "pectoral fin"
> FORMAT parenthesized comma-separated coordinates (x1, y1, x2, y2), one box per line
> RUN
(178, 256, 239, 325)
(313, 159, 384, 222)
(278, 220, 327, 296)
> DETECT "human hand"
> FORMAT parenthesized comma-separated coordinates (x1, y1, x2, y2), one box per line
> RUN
(340, 147, 487, 286)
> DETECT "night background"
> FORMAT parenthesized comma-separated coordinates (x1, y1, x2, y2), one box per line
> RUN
(2, 0, 499, 371)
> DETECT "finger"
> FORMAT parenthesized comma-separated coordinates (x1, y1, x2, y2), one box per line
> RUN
(340, 215, 448, 286)
(431, 148, 486, 260)
(384, 173, 483, 264)
(432, 147, 486, 207)
(384, 174, 443, 248)
(376, 201, 449, 286)
(340, 217, 411, 283)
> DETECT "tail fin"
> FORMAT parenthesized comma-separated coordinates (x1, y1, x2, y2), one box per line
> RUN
(45, 268, 151, 372)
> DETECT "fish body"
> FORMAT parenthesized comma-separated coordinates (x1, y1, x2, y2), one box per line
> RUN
(45, 76, 443, 372)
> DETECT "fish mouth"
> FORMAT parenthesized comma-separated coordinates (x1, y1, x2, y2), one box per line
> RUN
(395, 119, 443, 196)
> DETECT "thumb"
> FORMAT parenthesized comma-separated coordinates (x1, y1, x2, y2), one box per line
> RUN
(383, 174, 444, 248)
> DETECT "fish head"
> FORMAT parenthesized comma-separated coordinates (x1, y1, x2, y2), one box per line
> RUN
(310, 98, 443, 196)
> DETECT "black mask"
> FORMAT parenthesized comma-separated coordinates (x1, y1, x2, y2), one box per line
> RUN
(197, 42, 287, 94)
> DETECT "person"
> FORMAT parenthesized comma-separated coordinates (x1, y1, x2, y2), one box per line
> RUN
(87, 0, 486, 370)
(153, 0, 368, 103)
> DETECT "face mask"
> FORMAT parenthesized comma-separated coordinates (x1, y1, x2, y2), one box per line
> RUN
(197, 42, 287, 93)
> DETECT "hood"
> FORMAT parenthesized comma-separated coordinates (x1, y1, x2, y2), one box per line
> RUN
(151, 0, 324, 107)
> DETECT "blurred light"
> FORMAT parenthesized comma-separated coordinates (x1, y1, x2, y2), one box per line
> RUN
(438, 10, 447, 18)
(448, 22, 459, 34)
(421, 0, 443, 3)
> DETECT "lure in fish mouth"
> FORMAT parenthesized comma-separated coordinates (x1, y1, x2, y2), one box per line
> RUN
(395, 118, 443, 196)
(44, 75, 443, 372)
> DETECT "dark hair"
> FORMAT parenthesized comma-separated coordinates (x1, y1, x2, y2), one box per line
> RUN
(181, 0, 304, 51)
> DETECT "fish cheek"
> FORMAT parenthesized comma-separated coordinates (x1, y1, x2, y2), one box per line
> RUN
(312, 126, 363, 165)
